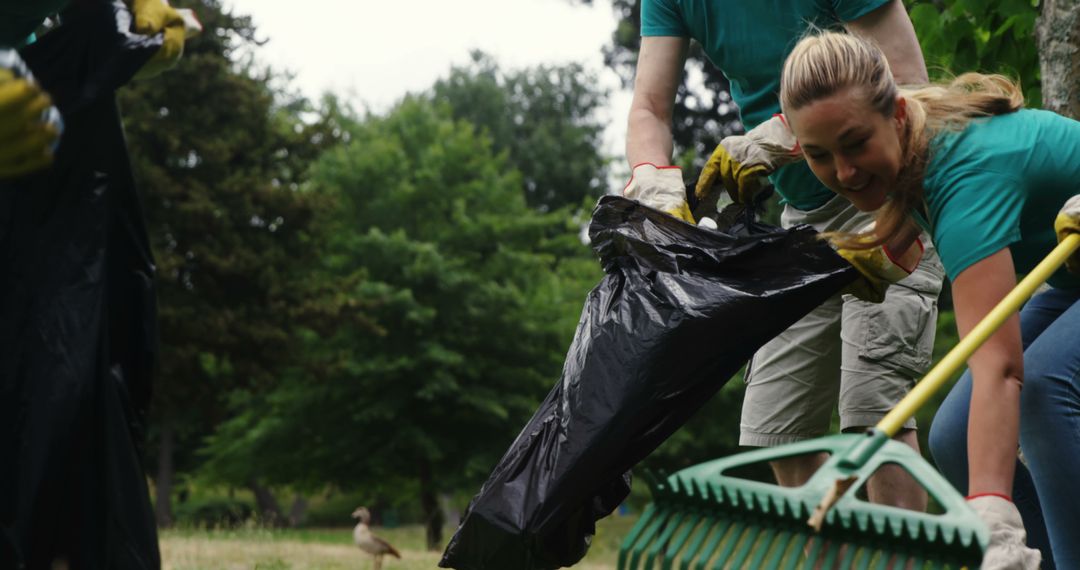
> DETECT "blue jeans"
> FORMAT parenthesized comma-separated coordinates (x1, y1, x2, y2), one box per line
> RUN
(929, 286, 1080, 569)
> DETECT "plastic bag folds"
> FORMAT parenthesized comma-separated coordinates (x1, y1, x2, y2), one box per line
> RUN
(1, 2, 166, 569)
(440, 196, 857, 569)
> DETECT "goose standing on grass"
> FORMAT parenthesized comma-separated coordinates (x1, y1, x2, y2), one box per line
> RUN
(352, 506, 402, 569)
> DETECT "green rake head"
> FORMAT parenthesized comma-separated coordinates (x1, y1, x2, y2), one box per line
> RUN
(618, 433, 988, 570)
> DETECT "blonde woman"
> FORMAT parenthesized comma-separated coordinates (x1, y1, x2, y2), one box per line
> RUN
(772, 31, 1080, 569)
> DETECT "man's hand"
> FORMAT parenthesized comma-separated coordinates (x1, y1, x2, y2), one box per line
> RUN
(831, 223, 923, 303)
(623, 163, 695, 223)
(126, 0, 203, 79)
(0, 52, 61, 179)
(695, 114, 800, 206)
(1054, 194, 1080, 272)
(967, 495, 1041, 570)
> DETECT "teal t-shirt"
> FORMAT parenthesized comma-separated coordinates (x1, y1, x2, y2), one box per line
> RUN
(640, 0, 889, 210)
(921, 109, 1080, 289)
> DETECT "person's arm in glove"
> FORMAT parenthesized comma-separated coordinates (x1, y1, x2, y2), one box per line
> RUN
(967, 494, 1041, 570)
(0, 50, 61, 179)
(622, 162, 694, 223)
(126, 0, 203, 79)
(831, 222, 923, 303)
(1054, 194, 1080, 272)
(624, 36, 697, 223)
(694, 114, 802, 207)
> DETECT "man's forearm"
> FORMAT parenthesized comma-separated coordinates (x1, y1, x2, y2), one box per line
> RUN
(626, 107, 675, 168)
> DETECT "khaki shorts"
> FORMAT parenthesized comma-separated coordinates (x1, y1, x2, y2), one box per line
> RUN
(739, 195, 945, 447)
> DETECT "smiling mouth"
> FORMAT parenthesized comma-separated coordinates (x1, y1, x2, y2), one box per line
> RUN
(844, 181, 870, 192)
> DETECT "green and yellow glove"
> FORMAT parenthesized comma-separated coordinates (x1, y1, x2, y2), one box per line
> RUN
(832, 223, 924, 303)
(0, 51, 61, 179)
(1054, 195, 1080, 272)
(623, 163, 695, 224)
(126, 0, 203, 79)
(695, 114, 801, 207)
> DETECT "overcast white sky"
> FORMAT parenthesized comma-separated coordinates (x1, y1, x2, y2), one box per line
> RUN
(224, 0, 634, 182)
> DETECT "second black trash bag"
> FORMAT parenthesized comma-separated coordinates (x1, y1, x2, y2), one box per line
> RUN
(439, 195, 859, 570)
(0, 3, 165, 569)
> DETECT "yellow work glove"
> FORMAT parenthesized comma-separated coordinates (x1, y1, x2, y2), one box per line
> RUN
(695, 114, 801, 207)
(831, 223, 923, 303)
(0, 50, 61, 179)
(1054, 194, 1080, 272)
(623, 163, 695, 224)
(126, 0, 203, 79)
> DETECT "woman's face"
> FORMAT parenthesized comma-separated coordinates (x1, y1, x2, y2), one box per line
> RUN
(785, 87, 905, 212)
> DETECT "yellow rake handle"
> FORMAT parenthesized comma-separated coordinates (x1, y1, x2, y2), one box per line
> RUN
(877, 233, 1080, 437)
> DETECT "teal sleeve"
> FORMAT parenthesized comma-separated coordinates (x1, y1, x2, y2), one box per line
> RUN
(931, 170, 1025, 281)
(640, 0, 689, 37)
(832, 0, 892, 22)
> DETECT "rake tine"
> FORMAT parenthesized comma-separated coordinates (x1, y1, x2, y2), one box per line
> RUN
(781, 529, 810, 570)
(662, 512, 704, 570)
(836, 539, 858, 569)
(802, 534, 826, 570)
(819, 538, 842, 569)
(711, 521, 749, 569)
(745, 526, 781, 569)
(629, 506, 672, 570)
(620, 503, 659, 569)
(679, 516, 725, 570)
(728, 522, 767, 568)
(644, 511, 688, 569)
(873, 547, 889, 570)
(761, 528, 793, 568)
(853, 544, 875, 569)
(695, 517, 739, 570)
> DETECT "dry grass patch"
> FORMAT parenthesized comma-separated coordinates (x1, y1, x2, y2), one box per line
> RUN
(160, 514, 638, 570)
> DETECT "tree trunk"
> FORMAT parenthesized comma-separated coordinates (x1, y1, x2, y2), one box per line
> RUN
(1037, 0, 1080, 118)
(418, 459, 445, 551)
(248, 480, 285, 527)
(287, 494, 308, 528)
(155, 419, 174, 528)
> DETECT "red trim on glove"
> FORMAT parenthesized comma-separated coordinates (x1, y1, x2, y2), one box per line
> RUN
(882, 237, 924, 274)
(966, 492, 1013, 502)
(772, 113, 801, 155)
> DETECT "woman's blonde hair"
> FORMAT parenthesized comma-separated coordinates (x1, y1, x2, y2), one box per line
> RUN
(779, 32, 1025, 249)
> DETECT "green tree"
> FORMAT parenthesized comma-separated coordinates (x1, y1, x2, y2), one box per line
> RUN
(432, 52, 610, 212)
(119, 0, 351, 526)
(200, 96, 602, 549)
(906, 0, 1042, 104)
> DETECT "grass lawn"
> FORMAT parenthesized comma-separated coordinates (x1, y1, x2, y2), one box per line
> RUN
(161, 513, 640, 570)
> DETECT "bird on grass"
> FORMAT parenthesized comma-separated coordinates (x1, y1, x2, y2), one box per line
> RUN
(352, 506, 402, 570)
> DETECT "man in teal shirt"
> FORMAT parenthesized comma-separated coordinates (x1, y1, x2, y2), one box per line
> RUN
(622, 0, 944, 515)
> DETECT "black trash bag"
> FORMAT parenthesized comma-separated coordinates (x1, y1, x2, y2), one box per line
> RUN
(439, 195, 858, 570)
(0, 3, 165, 569)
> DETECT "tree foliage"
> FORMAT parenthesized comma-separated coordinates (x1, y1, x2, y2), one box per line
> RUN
(118, 0, 355, 523)
(906, 0, 1042, 105)
(432, 52, 610, 211)
(197, 95, 602, 545)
